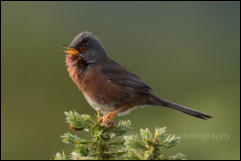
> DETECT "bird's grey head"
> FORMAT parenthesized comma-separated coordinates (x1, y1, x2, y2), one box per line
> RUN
(64, 32, 107, 64)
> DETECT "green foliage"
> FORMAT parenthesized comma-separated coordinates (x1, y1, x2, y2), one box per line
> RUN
(54, 152, 66, 160)
(123, 128, 186, 160)
(54, 111, 186, 160)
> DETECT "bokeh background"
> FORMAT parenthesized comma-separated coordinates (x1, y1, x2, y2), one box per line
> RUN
(1, 1, 240, 160)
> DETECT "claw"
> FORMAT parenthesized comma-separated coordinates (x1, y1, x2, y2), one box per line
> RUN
(99, 112, 116, 127)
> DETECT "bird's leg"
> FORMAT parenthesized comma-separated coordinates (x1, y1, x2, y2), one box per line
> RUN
(99, 112, 116, 127)
(99, 107, 125, 127)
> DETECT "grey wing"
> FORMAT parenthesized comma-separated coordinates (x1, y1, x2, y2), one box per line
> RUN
(100, 60, 152, 94)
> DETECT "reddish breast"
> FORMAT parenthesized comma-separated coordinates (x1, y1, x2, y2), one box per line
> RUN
(66, 55, 86, 90)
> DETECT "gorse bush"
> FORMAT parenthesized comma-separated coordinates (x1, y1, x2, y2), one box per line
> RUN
(54, 111, 186, 160)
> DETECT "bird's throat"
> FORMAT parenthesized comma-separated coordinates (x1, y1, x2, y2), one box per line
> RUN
(65, 55, 87, 90)
(66, 55, 87, 69)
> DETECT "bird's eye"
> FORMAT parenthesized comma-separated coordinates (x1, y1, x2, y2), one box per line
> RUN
(79, 46, 87, 53)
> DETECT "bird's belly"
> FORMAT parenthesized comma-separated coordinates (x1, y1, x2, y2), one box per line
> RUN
(83, 93, 115, 114)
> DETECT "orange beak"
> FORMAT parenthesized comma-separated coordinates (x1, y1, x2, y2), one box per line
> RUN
(63, 47, 79, 56)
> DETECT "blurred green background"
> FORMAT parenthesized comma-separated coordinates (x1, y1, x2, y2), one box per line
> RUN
(1, 1, 240, 160)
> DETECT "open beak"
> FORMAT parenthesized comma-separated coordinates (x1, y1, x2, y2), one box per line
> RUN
(61, 45, 79, 56)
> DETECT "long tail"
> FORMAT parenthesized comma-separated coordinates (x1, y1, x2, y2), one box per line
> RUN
(148, 95, 212, 120)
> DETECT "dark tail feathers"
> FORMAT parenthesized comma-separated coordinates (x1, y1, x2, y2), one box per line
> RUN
(148, 95, 212, 120)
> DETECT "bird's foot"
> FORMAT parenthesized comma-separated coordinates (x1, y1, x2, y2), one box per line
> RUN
(99, 112, 116, 127)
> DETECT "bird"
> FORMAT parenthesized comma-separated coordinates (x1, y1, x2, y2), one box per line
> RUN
(62, 32, 212, 127)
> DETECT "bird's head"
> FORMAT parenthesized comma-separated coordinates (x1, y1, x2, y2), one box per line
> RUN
(62, 32, 107, 64)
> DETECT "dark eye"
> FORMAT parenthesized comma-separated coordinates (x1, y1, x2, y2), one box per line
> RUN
(79, 46, 87, 53)
(81, 38, 88, 44)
